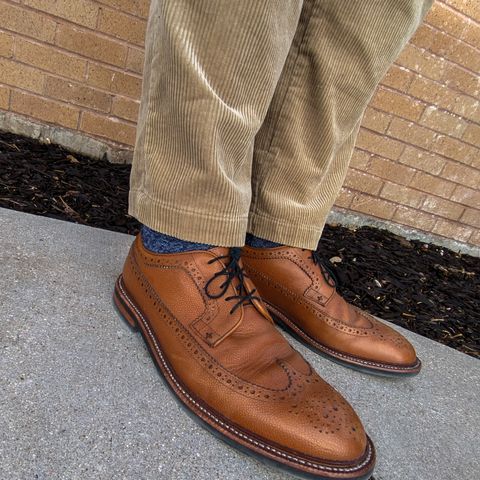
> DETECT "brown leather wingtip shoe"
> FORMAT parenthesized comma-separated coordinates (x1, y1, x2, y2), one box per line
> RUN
(241, 245, 421, 377)
(113, 235, 375, 479)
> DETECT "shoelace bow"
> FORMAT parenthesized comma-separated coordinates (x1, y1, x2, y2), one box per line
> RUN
(306, 249, 341, 289)
(204, 247, 262, 314)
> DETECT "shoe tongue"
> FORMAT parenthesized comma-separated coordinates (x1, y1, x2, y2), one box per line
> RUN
(201, 247, 274, 326)
(202, 246, 240, 292)
(207, 246, 232, 258)
(295, 248, 336, 295)
(295, 248, 371, 328)
(202, 247, 246, 294)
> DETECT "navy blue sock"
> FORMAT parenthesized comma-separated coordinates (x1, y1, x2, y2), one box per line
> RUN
(245, 232, 283, 248)
(141, 225, 216, 253)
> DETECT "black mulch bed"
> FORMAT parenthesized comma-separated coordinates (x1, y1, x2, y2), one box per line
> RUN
(1, 130, 479, 359)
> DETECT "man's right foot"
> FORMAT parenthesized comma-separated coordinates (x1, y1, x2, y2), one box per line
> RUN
(113, 234, 375, 479)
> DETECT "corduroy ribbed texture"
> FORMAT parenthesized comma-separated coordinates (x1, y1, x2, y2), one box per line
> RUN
(129, 0, 433, 249)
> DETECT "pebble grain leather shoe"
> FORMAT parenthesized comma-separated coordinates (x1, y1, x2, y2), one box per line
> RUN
(241, 245, 421, 377)
(113, 234, 375, 479)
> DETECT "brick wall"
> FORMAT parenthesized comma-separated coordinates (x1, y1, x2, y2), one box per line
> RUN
(0, 0, 479, 247)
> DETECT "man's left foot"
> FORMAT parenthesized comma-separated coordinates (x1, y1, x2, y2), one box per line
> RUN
(241, 245, 421, 377)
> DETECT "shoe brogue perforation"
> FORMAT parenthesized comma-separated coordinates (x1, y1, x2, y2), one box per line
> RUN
(242, 249, 334, 307)
(243, 250, 413, 342)
(129, 252, 329, 400)
(115, 277, 375, 475)
(244, 264, 377, 338)
(140, 251, 236, 343)
(241, 245, 421, 376)
(114, 237, 377, 477)
(122, 266, 370, 453)
(266, 300, 421, 372)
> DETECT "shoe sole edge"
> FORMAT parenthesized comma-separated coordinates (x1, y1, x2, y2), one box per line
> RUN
(112, 274, 376, 480)
(264, 300, 421, 378)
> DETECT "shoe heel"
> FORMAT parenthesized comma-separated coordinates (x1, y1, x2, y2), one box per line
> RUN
(113, 275, 138, 331)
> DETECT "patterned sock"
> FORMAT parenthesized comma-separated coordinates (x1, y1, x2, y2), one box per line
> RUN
(245, 232, 283, 248)
(141, 225, 216, 253)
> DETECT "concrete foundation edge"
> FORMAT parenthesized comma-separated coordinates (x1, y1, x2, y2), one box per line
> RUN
(328, 208, 479, 257)
(0, 110, 133, 164)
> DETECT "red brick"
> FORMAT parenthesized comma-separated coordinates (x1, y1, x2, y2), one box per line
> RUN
(367, 156, 416, 186)
(97, 7, 147, 46)
(419, 106, 467, 138)
(462, 123, 480, 148)
(349, 149, 371, 170)
(0, 57, 45, 93)
(355, 128, 404, 160)
(0, 31, 14, 58)
(343, 169, 383, 196)
(95, 0, 150, 18)
(334, 188, 354, 209)
(23, 0, 100, 28)
(395, 44, 446, 82)
(409, 76, 455, 109)
(0, 2, 56, 43)
(361, 107, 391, 133)
(379, 182, 425, 208)
(461, 18, 480, 47)
(421, 196, 465, 221)
(460, 208, 480, 228)
(392, 205, 437, 231)
(415, 27, 480, 75)
(44, 76, 112, 113)
(409, 171, 457, 199)
(450, 95, 480, 124)
(80, 111, 137, 145)
(126, 47, 145, 74)
(441, 160, 480, 189)
(409, 76, 480, 123)
(87, 63, 142, 98)
(442, 63, 480, 99)
(411, 24, 452, 58)
(15, 39, 87, 82)
(450, 184, 480, 208)
(11, 90, 79, 129)
(111, 96, 140, 122)
(443, 0, 480, 23)
(387, 117, 437, 150)
(381, 65, 414, 92)
(469, 229, 480, 246)
(399, 145, 446, 175)
(0, 84, 10, 109)
(56, 24, 128, 68)
(349, 192, 397, 220)
(370, 88, 425, 121)
(425, 2, 466, 38)
(432, 218, 473, 242)
(448, 40, 480, 73)
(431, 135, 478, 165)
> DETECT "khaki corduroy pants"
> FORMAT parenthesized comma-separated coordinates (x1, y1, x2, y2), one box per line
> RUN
(129, 0, 433, 249)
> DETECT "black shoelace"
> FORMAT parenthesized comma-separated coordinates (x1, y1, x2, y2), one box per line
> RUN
(305, 249, 340, 289)
(204, 247, 262, 314)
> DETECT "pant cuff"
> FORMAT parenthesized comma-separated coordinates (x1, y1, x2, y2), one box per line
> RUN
(247, 210, 328, 250)
(129, 189, 248, 247)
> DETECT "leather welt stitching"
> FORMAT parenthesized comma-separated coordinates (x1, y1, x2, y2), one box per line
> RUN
(267, 301, 420, 371)
(117, 278, 373, 473)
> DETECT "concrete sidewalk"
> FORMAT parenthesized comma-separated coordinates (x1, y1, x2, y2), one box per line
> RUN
(1, 208, 479, 480)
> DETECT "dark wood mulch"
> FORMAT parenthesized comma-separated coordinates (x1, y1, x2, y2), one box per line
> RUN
(1, 130, 479, 359)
